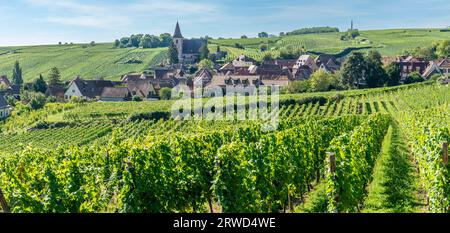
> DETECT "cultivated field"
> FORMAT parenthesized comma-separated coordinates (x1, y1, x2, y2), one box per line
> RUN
(0, 43, 167, 82)
(0, 82, 449, 213)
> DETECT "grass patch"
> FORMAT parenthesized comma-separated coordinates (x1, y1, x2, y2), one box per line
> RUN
(363, 122, 425, 213)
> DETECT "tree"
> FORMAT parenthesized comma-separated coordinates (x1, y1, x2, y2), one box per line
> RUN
(140, 35, 153, 48)
(385, 62, 401, 86)
(33, 74, 48, 94)
(12, 61, 23, 86)
(29, 92, 46, 110)
(340, 52, 366, 89)
(258, 32, 269, 38)
(132, 95, 143, 102)
(159, 33, 172, 47)
(90, 41, 96, 46)
(403, 72, 425, 84)
(286, 80, 309, 94)
(261, 53, 274, 62)
(159, 88, 172, 100)
(198, 59, 214, 71)
(199, 44, 210, 60)
(259, 44, 268, 52)
(435, 40, 450, 58)
(241, 35, 248, 39)
(365, 50, 388, 88)
(168, 40, 179, 64)
(309, 70, 332, 92)
(114, 39, 120, 48)
(48, 67, 62, 86)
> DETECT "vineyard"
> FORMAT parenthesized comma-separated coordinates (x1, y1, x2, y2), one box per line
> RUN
(0, 82, 449, 213)
(210, 28, 450, 61)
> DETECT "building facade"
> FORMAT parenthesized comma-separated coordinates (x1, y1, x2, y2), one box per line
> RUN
(173, 22, 207, 64)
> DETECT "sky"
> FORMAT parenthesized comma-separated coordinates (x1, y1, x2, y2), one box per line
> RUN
(0, 0, 449, 46)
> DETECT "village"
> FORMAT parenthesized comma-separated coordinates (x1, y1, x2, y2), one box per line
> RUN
(0, 22, 449, 119)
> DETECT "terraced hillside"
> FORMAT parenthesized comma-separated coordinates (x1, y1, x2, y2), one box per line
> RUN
(0, 43, 167, 82)
(211, 28, 450, 61)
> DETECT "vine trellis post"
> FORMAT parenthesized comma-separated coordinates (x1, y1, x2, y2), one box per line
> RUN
(0, 188, 10, 213)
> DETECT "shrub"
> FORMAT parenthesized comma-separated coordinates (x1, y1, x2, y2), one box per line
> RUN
(128, 111, 171, 122)
(159, 88, 172, 100)
(132, 95, 143, 102)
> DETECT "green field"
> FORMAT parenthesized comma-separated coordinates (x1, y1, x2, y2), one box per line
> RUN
(211, 28, 450, 61)
(0, 81, 449, 213)
(0, 43, 167, 82)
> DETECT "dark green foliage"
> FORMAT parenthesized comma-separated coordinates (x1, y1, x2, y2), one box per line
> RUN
(33, 74, 48, 94)
(286, 27, 339, 36)
(159, 87, 172, 100)
(12, 61, 23, 86)
(48, 67, 61, 87)
(127, 111, 171, 122)
(403, 72, 425, 84)
(280, 96, 328, 107)
(365, 50, 388, 88)
(340, 52, 366, 89)
(199, 44, 209, 60)
(131, 95, 143, 102)
(258, 32, 268, 38)
(385, 63, 401, 86)
(168, 41, 179, 64)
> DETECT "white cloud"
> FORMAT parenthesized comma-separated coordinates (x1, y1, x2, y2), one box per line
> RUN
(25, 0, 218, 29)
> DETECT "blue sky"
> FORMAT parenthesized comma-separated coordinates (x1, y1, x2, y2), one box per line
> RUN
(0, 0, 449, 46)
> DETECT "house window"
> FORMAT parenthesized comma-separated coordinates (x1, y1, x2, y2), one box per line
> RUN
(0, 110, 3, 118)
(72, 89, 75, 93)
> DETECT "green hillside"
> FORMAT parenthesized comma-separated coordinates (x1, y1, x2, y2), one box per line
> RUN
(0, 43, 167, 82)
(211, 28, 450, 60)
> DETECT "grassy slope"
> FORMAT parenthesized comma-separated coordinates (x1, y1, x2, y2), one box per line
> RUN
(211, 28, 449, 60)
(0, 43, 167, 82)
(363, 123, 426, 213)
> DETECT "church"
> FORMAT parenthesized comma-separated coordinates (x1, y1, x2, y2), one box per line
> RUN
(173, 22, 207, 64)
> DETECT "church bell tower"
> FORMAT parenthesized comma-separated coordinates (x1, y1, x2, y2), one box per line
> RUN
(173, 21, 184, 63)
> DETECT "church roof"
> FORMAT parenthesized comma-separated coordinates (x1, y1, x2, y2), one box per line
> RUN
(174, 22, 183, 38)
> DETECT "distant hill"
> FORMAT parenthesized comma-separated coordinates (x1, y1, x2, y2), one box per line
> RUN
(0, 43, 167, 83)
(210, 28, 450, 61)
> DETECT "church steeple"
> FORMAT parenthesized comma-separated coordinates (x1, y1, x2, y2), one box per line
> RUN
(173, 21, 183, 38)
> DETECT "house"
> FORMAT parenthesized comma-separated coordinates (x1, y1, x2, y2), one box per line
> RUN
(64, 76, 115, 99)
(193, 67, 214, 87)
(0, 75, 20, 97)
(315, 54, 340, 73)
(422, 58, 450, 79)
(219, 55, 258, 75)
(173, 22, 207, 64)
(395, 56, 430, 79)
(207, 75, 262, 91)
(100, 87, 132, 101)
(0, 94, 12, 119)
(264, 59, 297, 71)
(45, 85, 65, 99)
(122, 73, 178, 99)
(293, 65, 314, 80)
(0, 75, 11, 86)
(294, 55, 318, 71)
(232, 55, 257, 68)
(437, 58, 450, 76)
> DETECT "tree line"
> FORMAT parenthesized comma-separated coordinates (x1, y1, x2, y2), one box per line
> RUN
(114, 33, 172, 49)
